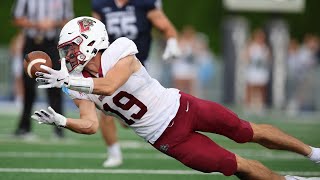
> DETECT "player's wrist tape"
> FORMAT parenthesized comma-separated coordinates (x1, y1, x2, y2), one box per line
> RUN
(57, 116, 67, 128)
(66, 77, 94, 94)
(167, 37, 178, 46)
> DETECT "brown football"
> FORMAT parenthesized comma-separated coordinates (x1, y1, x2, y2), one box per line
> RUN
(23, 51, 52, 78)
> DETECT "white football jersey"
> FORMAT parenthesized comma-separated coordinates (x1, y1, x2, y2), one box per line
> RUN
(63, 37, 181, 143)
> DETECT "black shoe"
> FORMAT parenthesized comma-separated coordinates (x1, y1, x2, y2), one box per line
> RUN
(54, 127, 65, 139)
(14, 129, 29, 136)
(14, 129, 37, 140)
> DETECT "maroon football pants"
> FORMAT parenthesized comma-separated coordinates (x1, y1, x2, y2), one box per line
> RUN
(152, 92, 253, 176)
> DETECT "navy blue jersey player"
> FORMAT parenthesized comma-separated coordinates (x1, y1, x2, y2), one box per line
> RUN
(92, 0, 180, 64)
(91, 0, 181, 168)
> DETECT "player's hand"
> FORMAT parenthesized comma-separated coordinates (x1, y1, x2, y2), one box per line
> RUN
(31, 106, 67, 127)
(36, 58, 70, 89)
(162, 38, 181, 61)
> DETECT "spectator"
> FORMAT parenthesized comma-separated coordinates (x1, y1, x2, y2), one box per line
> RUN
(245, 28, 271, 114)
(9, 31, 25, 108)
(286, 39, 300, 114)
(12, 0, 74, 139)
(193, 33, 215, 99)
(288, 34, 319, 113)
(172, 26, 198, 95)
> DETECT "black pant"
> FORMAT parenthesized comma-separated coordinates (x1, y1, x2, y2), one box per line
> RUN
(16, 37, 64, 137)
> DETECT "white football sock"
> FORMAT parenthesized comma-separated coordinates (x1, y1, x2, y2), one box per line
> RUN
(308, 146, 320, 163)
(284, 176, 290, 180)
(108, 143, 122, 158)
(285, 175, 297, 180)
(285, 175, 311, 180)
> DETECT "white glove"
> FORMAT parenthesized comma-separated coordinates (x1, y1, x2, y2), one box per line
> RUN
(31, 106, 67, 127)
(36, 58, 70, 89)
(162, 38, 181, 60)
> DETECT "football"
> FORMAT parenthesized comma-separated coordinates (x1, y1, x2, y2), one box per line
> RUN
(23, 51, 52, 78)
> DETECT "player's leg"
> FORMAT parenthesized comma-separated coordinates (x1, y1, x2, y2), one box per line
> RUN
(100, 112, 122, 167)
(250, 123, 320, 163)
(235, 155, 284, 180)
(46, 45, 64, 138)
(187, 92, 254, 143)
(15, 71, 36, 136)
(188, 92, 320, 164)
(15, 42, 37, 137)
(153, 130, 284, 179)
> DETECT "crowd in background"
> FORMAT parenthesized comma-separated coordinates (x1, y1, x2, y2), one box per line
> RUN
(244, 29, 320, 115)
(286, 34, 320, 115)
(8, 26, 320, 118)
(6, 2, 320, 141)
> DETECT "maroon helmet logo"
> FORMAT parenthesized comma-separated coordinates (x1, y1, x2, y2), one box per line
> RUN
(77, 18, 95, 33)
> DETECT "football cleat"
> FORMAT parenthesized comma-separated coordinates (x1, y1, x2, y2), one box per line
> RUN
(102, 156, 123, 168)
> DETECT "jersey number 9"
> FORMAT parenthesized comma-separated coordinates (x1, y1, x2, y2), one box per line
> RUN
(103, 91, 147, 125)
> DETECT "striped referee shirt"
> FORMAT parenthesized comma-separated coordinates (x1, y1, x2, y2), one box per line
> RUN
(13, 0, 74, 40)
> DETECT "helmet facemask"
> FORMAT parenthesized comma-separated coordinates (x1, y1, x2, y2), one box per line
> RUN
(58, 36, 87, 73)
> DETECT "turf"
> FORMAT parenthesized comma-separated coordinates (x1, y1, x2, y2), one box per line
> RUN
(0, 109, 319, 180)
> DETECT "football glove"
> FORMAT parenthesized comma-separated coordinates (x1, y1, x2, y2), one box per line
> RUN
(36, 58, 94, 94)
(36, 58, 70, 89)
(162, 38, 181, 60)
(31, 106, 67, 127)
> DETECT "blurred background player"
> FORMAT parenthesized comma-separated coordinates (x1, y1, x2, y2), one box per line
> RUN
(286, 34, 319, 114)
(245, 28, 271, 114)
(12, 0, 74, 139)
(9, 31, 25, 108)
(172, 26, 215, 99)
(91, 0, 180, 167)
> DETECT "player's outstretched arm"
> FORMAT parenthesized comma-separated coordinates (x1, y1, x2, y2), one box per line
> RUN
(32, 99, 99, 135)
(36, 55, 140, 96)
(65, 99, 100, 134)
(92, 55, 141, 96)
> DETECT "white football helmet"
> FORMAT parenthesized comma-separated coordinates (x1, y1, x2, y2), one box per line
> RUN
(58, 16, 109, 73)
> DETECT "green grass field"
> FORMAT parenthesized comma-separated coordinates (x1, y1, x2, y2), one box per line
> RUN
(0, 108, 319, 180)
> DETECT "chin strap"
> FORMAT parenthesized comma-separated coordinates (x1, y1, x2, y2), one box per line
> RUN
(65, 76, 94, 94)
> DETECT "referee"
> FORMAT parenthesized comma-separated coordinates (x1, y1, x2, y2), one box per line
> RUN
(12, 0, 74, 139)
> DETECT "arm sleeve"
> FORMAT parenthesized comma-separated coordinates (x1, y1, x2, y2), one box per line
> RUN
(12, 0, 27, 18)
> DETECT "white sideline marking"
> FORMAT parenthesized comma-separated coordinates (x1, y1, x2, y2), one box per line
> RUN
(0, 152, 170, 159)
(0, 168, 319, 177)
(0, 151, 305, 160)
(0, 168, 218, 175)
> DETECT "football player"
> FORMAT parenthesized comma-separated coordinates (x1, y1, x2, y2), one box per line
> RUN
(91, 0, 181, 167)
(33, 17, 319, 180)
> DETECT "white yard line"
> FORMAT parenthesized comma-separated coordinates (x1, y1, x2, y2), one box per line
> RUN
(0, 168, 319, 177)
(0, 152, 169, 159)
(0, 151, 305, 160)
(0, 168, 216, 175)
